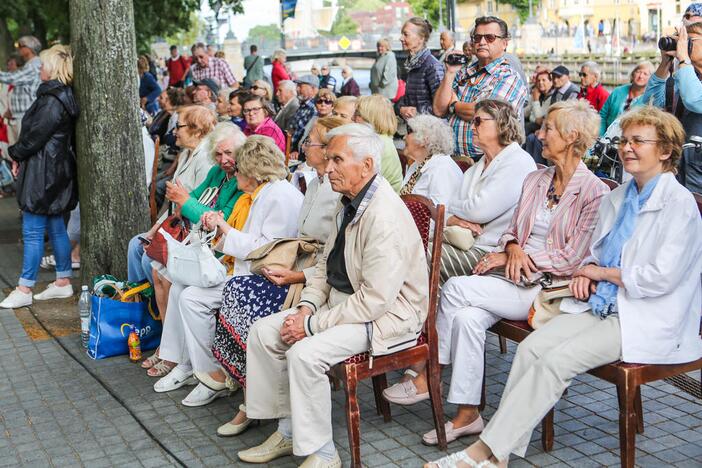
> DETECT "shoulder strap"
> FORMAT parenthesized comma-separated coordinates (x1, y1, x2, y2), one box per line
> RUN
(246, 55, 260, 73)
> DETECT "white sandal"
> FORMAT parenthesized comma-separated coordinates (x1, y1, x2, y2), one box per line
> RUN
(427, 451, 497, 468)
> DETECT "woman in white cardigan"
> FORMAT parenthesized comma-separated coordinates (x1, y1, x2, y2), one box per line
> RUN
(426, 107, 702, 468)
(153, 136, 303, 408)
(383, 100, 537, 407)
(399, 114, 462, 209)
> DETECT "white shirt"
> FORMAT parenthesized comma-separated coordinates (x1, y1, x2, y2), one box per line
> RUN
(142, 127, 155, 186)
(448, 142, 537, 251)
(584, 173, 702, 364)
(524, 201, 553, 254)
(222, 179, 304, 277)
(402, 153, 462, 208)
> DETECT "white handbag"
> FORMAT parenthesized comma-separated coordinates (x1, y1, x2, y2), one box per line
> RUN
(160, 226, 227, 288)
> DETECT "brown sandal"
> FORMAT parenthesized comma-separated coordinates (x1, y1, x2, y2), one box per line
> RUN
(140, 352, 160, 369)
(147, 360, 176, 377)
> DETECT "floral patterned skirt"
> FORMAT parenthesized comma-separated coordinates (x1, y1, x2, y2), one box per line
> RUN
(212, 274, 289, 387)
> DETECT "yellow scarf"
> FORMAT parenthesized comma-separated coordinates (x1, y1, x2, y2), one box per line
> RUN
(221, 182, 268, 273)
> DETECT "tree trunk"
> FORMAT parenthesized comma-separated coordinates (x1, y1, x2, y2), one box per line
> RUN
(69, 0, 150, 283)
(0, 18, 13, 67)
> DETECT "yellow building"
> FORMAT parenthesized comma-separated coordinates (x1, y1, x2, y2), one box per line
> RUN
(456, 0, 521, 32)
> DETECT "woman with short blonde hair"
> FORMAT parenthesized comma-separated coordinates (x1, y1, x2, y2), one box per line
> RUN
(236, 135, 288, 182)
(39, 44, 73, 85)
(353, 94, 403, 191)
(251, 79, 273, 101)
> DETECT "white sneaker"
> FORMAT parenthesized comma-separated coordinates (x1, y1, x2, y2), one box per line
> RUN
(33, 283, 73, 301)
(182, 382, 230, 407)
(153, 364, 196, 393)
(0, 289, 33, 309)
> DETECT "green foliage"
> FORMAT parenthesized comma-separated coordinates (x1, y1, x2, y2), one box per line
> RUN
(322, 0, 359, 37)
(248, 24, 282, 43)
(347, 0, 386, 12)
(406, 0, 441, 27)
(164, 12, 207, 51)
(500, 0, 530, 21)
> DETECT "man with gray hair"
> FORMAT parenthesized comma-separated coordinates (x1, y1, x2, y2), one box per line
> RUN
(274, 80, 299, 132)
(239, 123, 429, 468)
(0, 36, 42, 144)
(438, 30, 456, 63)
(577, 60, 609, 111)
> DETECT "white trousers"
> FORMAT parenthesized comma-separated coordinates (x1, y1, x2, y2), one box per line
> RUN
(158, 280, 226, 373)
(480, 313, 622, 460)
(245, 290, 369, 456)
(7, 117, 21, 145)
(437, 275, 541, 405)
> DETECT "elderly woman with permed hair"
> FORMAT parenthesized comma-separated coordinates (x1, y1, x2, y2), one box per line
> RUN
(153, 135, 304, 409)
(426, 105, 702, 468)
(388, 100, 610, 448)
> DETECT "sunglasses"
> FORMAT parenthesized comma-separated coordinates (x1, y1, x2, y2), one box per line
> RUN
(579, 72, 588, 78)
(250, 85, 260, 90)
(317, 99, 334, 105)
(471, 116, 495, 127)
(471, 34, 505, 44)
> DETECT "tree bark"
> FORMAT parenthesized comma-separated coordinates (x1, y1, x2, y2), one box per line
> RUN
(69, 0, 150, 283)
(0, 18, 13, 67)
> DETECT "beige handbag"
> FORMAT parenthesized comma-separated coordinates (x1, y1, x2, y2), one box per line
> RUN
(442, 226, 475, 251)
(245, 237, 321, 309)
(527, 281, 573, 329)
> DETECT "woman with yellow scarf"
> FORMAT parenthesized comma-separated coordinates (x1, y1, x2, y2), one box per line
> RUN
(152, 136, 304, 409)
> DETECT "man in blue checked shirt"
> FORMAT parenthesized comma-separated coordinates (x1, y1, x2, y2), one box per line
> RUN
(289, 75, 319, 157)
(433, 16, 527, 160)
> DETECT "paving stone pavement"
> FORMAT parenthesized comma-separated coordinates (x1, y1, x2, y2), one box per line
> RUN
(0, 198, 700, 467)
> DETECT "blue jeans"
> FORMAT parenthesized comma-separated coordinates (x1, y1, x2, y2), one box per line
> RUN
(127, 233, 155, 284)
(20, 212, 72, 287)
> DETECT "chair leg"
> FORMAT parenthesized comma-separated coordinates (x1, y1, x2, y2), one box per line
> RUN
(634, 386, 644, 434)
(343, 367, 362, 468)
(541, 408, 554, 452)
(499, 336, 508, 354)
(371, 373, 391, 422)
(426, 356, 447, 451)
(617, 379, 638, 468)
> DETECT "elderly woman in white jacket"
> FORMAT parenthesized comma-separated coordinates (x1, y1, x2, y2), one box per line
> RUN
(153, 136, 304, 408)
(399, 114, 462, 207)
(426, 106, 702, 468)
(383, 99, 536, 408)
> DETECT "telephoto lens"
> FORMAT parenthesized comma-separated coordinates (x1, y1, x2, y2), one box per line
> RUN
(658, 36, 677, 51)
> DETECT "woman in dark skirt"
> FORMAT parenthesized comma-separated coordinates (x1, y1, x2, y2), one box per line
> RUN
(212, 116, 347, 437)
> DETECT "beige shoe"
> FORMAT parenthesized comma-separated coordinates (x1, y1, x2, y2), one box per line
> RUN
(237, 431, 293, 463)
(299, 452, 342, 468)
(217, 404, 255, 437)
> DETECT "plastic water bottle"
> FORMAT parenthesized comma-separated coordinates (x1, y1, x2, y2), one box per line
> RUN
(78, 285, 91, 348)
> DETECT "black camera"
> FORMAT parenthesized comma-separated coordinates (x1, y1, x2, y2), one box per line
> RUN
(445, 53, 468, 66)
(658, 36, 693, 55)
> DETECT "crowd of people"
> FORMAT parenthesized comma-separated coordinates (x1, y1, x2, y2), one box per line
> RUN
(0, 7, 701, 468)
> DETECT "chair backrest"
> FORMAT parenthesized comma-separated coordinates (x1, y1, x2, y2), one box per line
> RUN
(149, 136, 160, 224)
(600, 177, 620, 191)
(535, 163, 547, 170)
(398, 152, 408, 177)
(284, 131, 292, 166)
(401, 194, 445, 347)
(693, 192, 702, 216)
(455, 159, 472, 173)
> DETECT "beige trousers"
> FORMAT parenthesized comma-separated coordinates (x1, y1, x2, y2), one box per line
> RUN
(7, 118, 21, 145)
(480, 312, 622, 461)
(245, 289, 369, 456)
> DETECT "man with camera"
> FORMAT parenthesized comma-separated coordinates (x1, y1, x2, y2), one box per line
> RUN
(433, 16, 527, 160)
(641, 18, 702, 192)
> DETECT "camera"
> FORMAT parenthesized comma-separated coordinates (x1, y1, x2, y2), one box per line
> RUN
(658, 36, 693, 55)
(445, 53, 468, 66)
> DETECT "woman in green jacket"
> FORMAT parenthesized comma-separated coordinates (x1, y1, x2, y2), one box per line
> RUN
(599, 61, 654, 135)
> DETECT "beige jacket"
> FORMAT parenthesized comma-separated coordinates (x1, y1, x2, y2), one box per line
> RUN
(300, 177, 429, 356)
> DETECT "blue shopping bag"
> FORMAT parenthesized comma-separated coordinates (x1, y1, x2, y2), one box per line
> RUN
(87, 295, 162, 360)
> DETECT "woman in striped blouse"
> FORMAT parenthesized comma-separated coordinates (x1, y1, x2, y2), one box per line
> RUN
(390, 100, 610, 447)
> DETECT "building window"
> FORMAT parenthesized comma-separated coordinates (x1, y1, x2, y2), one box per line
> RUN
(487, 0, 494, 13)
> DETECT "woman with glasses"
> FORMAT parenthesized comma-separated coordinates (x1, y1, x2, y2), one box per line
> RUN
(353, 94, 404, 191)
(598, 61, 653, 135)
(395, 100, 609, 447)
(212, 116, 346, 437)
(242, 94, 286, 154)
(250, 79, 273, 102)
(426, 107, 702, 468)
(397, 17, 444, 120)
(297, 89, 336, 153)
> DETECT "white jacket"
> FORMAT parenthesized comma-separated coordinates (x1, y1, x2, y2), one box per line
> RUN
(222, 179, 304, 276)
(402, 153, 463, 209)
(586, 173, 702, 364)
(448, 142, 536, 251)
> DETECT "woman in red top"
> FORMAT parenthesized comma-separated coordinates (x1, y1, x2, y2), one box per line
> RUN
(577, 61, 610, 111)
(241, 94, 286, 154)
(271, 49, 290, 93)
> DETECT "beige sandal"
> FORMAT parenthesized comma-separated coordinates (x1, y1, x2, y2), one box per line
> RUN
(147, 360, 176, 377)
(140, 352, 160, 369)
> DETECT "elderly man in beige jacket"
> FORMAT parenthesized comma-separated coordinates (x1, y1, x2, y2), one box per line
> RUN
(238, 123, 429, 468)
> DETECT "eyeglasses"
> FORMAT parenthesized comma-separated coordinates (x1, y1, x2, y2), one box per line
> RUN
(243, 106, 263, 114)
(175, 123, 190, 130)
(617, 137, 660, 149)
(302, 136, 326, 149)
(471, 34, 505, 44)
(317, 99, 334, 105)
(471, 116, 495, 127)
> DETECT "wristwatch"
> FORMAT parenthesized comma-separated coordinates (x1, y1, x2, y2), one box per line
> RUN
(448, 101, 457, 115)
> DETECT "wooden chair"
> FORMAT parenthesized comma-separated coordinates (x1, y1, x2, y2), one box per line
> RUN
(148, 136, 160, 224)
(453, 156, 474, 173)
(486, 195, 702, 467)
(328, 194, 447, 468)
(599, 177, 620, 190)
(284, 131, 292, 166)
